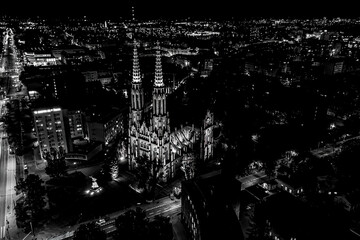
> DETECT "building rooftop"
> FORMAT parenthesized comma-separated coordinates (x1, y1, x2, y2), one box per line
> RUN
(86, 106, 127, 124)
(276, 175, 303, 189)
(72, 140, 102, 154)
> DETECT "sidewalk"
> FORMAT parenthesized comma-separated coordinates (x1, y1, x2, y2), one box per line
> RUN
(171, 214, 188, 240)
(6, 185, 24, 240)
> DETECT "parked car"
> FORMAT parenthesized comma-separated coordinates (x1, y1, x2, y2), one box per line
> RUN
(95, 218, 106, 226)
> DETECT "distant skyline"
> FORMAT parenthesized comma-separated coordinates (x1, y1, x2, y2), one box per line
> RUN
(0, 0, 358, 19)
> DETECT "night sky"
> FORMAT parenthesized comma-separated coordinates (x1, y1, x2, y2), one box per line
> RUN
(0, 0, 358, 18)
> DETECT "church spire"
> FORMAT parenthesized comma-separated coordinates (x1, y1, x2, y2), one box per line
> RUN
(154, 41, 164, 87)
(131, 39, 144, 115)
(132, 40, 141, 83)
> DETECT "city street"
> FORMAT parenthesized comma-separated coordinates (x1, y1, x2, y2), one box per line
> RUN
(0, 28, 23, 240)
(0, 134, 17, 240)
(100, 196, 181, 237)
(0, 28, 23, 98)
(44, 193, 181, 240)
(237, 170, 267, 190)
(0, 133, 8, 239)
(311, 135, 360, 158)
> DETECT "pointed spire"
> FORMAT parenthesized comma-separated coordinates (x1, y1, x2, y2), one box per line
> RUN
(154, 41, 164, 87)
(132, 5, 135, 21)
(132, 39, 141, 83)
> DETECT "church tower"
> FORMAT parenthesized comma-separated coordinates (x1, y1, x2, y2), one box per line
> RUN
(129, 39, 146, 170)
(130, 40, 144, 125)
(128, 41, 173, 180)
(150, 42, 172, 179)
(203, 110, 214, 160)
(152, 41, 168, 130)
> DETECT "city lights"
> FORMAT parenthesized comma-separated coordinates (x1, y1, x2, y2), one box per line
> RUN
(2, 7, 360, 240)
(33, 108, 61, 115)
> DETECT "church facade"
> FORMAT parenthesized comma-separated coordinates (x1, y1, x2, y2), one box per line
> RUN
(128, 40, 214, 181)
(128, 41, 173, 180)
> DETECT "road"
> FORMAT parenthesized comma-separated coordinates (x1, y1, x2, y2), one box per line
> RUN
(236, 171, 267, 190)
(0, 134, 16, 240)
(47, 196, 181, 240)
(0, 28, 24, 99)
(0, 132, 8, 239)
(99, 196, 181, 238)
(0, 28, 22, 240)
(311, 135, 360, 159)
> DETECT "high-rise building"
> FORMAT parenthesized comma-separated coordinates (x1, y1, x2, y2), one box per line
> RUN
(86, 107, 126, 145)
(33, 107, 73, 159)
(324, 57, 345, 75)
(68, 110, 85, 139)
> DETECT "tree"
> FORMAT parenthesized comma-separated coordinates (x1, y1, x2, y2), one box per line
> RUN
(99, 162, 112, 182)
(73, 222, 106, 240)
(45, 157, 68, 179)
(180, 153, 196, 180)
(247, 203, 272, 240)
(135, 155, 162, 200)
(14, 201, 31, 232)
(114, 208, 173, 240)
(14, 174, 46, 229)
(114, 208, 148, 240)
(3, 99, 25, 155)
(148, 215, 173, 240)
(15, 177, 26, 194)
(110, 160, 119, 180)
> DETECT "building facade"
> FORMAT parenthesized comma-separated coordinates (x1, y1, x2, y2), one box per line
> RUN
(203, 110, 214, 161)
(128, 41, 216, 181)
(86, 107, 126, 145)
(33, 107, 72, 159)
(24, 51, 58, 67)
(68, 110, 85, 139)
(81, 70, 98, 82)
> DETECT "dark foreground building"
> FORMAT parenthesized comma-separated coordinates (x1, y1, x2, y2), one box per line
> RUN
(181, 170, 244, 240)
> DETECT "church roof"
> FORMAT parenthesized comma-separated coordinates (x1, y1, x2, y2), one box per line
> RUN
(170, 126, 200, 150)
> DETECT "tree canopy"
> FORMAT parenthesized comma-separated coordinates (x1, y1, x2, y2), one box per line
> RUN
(15, 174, 46, 230)
(115, 207, 148, 240)
(73, 222, 106, 240)
(135, 155, 163, 199)
(114, 208, 173, 240)
(45, 157, 68, 178)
